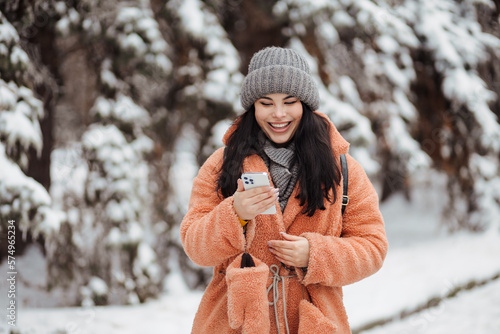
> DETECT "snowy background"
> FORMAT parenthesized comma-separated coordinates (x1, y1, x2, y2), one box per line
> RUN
(1, 0, 500, 333)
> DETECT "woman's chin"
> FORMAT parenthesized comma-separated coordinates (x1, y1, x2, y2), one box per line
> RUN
(266, 133, 294, 145)
(265, 126, 296, 144)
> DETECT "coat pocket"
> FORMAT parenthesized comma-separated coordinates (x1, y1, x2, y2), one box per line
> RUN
(225, 253, 270, 334)
(298, 299, 337, 333)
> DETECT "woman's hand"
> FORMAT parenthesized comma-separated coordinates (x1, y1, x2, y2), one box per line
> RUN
(233, 179, 278, 221)
(268, 233, 310, 268)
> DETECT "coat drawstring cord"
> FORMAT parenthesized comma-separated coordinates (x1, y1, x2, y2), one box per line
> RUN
(267, 264, 296, 334)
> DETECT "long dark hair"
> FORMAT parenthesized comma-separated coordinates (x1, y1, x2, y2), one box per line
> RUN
(216, 102, 342, 217)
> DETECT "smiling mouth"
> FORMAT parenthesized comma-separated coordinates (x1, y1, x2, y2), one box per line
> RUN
(269, 122, 291, 129)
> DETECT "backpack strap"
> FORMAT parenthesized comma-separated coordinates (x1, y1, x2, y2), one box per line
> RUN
(340, 154, 348, 215)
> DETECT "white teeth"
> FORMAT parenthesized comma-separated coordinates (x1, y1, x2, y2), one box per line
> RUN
(270, 122, 290, 128)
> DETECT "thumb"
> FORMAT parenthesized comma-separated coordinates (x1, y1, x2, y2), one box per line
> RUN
(280, 232, 301, 241)
(236, 178, 245, 192)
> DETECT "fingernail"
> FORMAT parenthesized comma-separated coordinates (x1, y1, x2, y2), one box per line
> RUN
(267, 241, 271, 246)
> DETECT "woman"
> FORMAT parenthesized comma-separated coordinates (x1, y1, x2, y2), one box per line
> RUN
(181, 47, 388, 334)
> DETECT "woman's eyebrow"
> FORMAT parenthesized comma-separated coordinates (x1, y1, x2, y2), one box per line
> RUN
(259, 95, 296, 101)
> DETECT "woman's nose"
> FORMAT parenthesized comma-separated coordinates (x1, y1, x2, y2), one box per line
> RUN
(274, 105, 286, 118)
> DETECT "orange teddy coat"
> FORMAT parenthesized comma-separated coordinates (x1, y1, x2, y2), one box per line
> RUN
(181, 112, 388, 333)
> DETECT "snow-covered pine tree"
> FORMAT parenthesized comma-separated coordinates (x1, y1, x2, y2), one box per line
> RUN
(0, 8, 65, 263)
(48, 0, 173, 305)
(1, 0, 175, 305)
(408, 0, 500, 231)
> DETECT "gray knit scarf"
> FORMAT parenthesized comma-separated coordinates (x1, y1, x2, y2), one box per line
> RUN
(259, 133, 299, 213)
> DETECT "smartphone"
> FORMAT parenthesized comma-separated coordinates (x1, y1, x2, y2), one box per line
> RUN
(241, 172, 277, 215)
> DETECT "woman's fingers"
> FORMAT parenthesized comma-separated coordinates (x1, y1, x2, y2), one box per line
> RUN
(247, 189, 277, 205)
(268, 234, 310, 268)
(269, 248, 297, 267)
(242, 188, 276, 207)
(233, 180, 279, 220)
(255, 189, 279, 205)
(280, 232, 301, 241)
(247, 191, 278, 214)
(247, 186, 278, 199)
(236, 178, 245, 192)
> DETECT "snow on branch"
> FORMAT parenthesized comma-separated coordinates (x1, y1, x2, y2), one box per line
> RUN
(167, 0, 243, 109)
(109, 5, 172, 74)
(0, 10, 66, 245)
(413, 0, 500, 152)
(0, 80, 44, 167)
(0, 13, 31, 83)
(0, 143, 63, 238)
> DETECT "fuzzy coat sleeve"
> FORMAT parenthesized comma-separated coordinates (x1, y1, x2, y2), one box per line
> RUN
(299, 154, 388, 287)
(180, 148, 246, 267)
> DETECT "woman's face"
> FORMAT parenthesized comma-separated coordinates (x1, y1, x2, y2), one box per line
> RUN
(254, 93, 303, 145)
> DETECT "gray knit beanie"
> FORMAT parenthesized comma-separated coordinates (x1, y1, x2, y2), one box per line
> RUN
(240, 47, 320, 111)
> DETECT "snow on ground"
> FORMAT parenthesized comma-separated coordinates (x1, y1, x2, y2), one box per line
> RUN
(0, 248, 202, 332)
(362, 279, 500, 334)
(0, 286, 202, 334)
(2, 186, 500, 333)
(344, 223, 500, 331)
(344, 187, 500, 330)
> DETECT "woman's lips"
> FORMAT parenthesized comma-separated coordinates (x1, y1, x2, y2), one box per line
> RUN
(268, 122, 292, 133)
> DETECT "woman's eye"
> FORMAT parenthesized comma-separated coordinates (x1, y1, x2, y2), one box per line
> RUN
(285, 100, 297, 105)
(260, 102, 272, 106)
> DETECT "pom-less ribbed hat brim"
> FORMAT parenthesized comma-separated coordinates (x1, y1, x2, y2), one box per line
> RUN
(240, 65, 319, 111)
